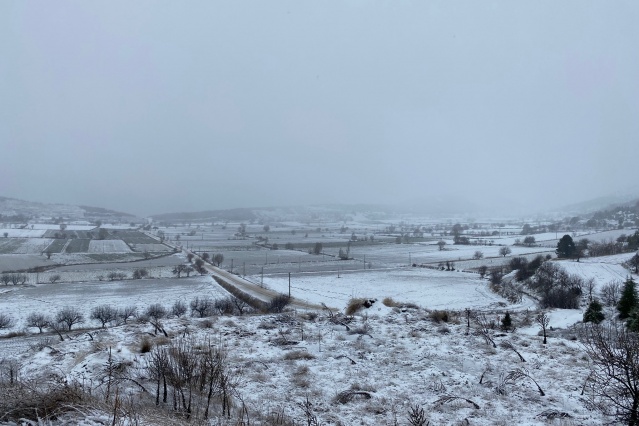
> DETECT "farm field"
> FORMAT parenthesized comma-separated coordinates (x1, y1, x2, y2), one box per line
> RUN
(88, 239, 132, 253)
(259, 267, 531, 311)
(0, 254, 55, 273)
(0, 276, 229, 339)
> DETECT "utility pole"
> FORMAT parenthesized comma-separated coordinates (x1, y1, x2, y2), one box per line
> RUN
(288, 272, 291, 298)
(230, 259, 233, 273)
(261, 266, 264, 285)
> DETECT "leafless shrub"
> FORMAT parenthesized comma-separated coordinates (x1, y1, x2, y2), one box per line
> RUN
(474, 313, 496, 348)
(407, 404, 430, 426)
(382, 297, 399, 307)
(0, 314, 14, 330)
(48, 274, 61, 283)
(215, 297, 235, 315)
(345, 298, 369, 315)
(132, 268, 149, 279)
(269, 294, 291, 313)
(297, 395, 320, 426)
(0, 380, 86, 422)
(146, 338, 239, 419)
(334, 390, 372, 404)
(283, 350, 315, 361)
(140, 336, 153, 353)
(429, 310, 449, 323)
(536, 409, 572, 419)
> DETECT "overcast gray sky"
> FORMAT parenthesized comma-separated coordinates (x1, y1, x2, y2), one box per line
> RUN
(1, 1, 638, 217)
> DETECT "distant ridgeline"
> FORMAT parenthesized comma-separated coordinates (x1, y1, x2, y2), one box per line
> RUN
(0, 196, 138, 223)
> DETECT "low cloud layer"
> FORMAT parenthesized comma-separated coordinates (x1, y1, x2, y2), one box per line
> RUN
(2, 1, 638, 216)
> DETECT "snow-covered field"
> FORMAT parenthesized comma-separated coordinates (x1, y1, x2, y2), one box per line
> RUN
(0, 276, 229, 338)
(88, 239, 132, 253)
(259, 268, 534, 311)
(0, 228, 47, 238)
(0, 304, 608, 425)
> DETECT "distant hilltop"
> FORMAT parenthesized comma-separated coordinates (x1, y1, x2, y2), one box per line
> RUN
(0, 196, 139, 223)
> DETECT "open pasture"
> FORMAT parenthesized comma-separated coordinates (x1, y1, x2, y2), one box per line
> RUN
(259, 267, 526, 311)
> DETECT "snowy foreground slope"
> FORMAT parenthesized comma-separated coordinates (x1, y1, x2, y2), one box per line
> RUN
(0, 253, 636, 425)
(0, 305, 607, 425)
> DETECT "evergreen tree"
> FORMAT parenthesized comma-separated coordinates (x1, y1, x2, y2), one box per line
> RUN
(501, 311, 512, 330)
(556, 234, 576, 258)
(627, 310, 639, 332)
(583, 299, 605, 324)
(618, 277, 638, 320)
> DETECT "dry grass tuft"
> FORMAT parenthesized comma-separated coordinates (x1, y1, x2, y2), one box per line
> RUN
(283, 350, 316, 361)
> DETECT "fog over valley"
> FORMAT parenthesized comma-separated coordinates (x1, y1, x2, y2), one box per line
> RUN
(2, 2, 638, 216)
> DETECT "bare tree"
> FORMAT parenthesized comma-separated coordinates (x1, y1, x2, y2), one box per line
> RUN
(473, 251, 484, 260)
(600, 280, 621, 306)
(536, 312, 549, 344)
(118, 305, 138, 324)
(26, 312, 49, 333)
(146, 304, 167, 336)
(171, 300, 187, 318)
(91, 305, 118, 328)
(190, 297, 213, 317)
(499, 246, 512, 257)
(49, 274, 61, 283)
(55, 307, 85, 331)
(213, 253, 224, 267)
(582, 322, 639, 425)
(172, 264, 187, 278)
(437, 240, 446, 251)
